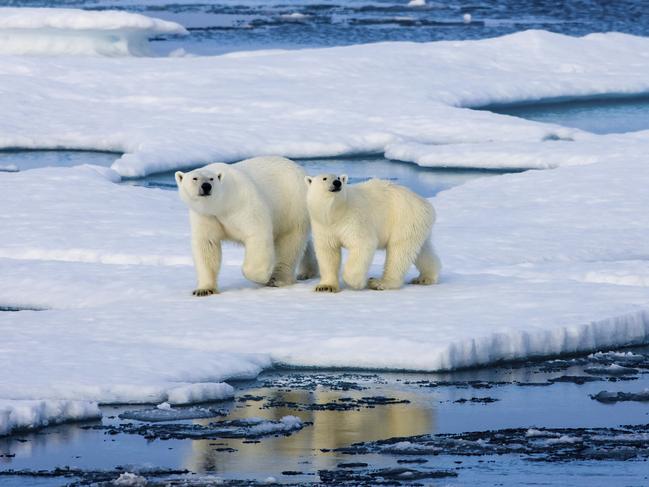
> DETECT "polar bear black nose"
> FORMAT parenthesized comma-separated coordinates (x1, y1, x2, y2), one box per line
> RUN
(333, 179, 342, 189)
(201, 182, 212, 194)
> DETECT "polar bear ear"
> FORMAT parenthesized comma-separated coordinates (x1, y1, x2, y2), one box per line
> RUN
(305, 176, 313, 185)
(340, 174, 348, 184)
(175, 171, 184, 186)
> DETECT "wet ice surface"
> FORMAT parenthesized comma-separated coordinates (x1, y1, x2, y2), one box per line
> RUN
(4, 348, 649, 486)
(0, 150, 500, 198)
(8, 0, 649, 56)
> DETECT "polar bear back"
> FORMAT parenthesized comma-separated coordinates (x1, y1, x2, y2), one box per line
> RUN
(346, 179, 434, 247)
(209, 156, 309, 238)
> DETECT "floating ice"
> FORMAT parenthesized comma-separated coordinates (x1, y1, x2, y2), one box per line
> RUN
(0, 8, 187, 56)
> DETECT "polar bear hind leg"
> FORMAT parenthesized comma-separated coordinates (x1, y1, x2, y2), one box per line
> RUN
(267, 229, 307, 287)
(297, 240, 319, 280)
(411, 238, 441, 285)
(368, 237, 423, 291)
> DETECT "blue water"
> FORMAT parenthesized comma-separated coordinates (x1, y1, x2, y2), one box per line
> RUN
(482, 95, 649, 134)
(6, 0, 649, 55)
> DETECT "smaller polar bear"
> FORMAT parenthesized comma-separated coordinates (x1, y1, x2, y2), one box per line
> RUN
(305, 174, 441, 292)
(176, 156, 318, 296)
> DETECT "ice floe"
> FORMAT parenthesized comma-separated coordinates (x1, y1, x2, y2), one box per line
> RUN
(0, 8, 187, 56)
(1, 28, 649, 175)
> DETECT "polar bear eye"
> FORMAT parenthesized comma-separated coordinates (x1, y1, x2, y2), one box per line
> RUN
(193, 177, 198, 181)
(210, 178, 214, 181)
(323, 177, 327, 181)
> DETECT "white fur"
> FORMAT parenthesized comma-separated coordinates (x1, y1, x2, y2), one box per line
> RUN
(176, 156, 318, 296)
(305, 174, 441, 292)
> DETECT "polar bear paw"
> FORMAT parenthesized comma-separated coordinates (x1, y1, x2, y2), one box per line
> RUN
(367, 277, 386, 290)
(266, 275, 296, 287)
(192, 288, 218, 297)
(410, 276, 436, 285)
(314, 283, 340, 293)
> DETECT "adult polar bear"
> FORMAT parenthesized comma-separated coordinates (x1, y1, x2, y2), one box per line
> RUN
(306, 174, 440, 292)
(175, 156, 317, 296)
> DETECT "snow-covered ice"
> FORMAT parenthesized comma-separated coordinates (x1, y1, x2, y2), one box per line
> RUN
(0, 8, 187, 56)
(2, 30, 649, 175)
(2, 18, 649, 435)
(0, 399, 101, 436)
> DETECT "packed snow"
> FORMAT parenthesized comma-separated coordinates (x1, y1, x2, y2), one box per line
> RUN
(0, 8, 187, 56)
(2, 30, 649, 175)
(2, 15, 649, 436)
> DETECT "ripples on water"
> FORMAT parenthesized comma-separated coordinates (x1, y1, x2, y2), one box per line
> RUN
(4, 0, 649, 54)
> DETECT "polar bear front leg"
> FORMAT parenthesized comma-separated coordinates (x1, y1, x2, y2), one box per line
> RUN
(190, 211, 223, 296)
(313, 236, 341, 293)
(242, 233, 275, 285)
(343, 241, 377, 290)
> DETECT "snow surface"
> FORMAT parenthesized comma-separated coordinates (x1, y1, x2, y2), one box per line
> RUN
(2, 30, 649, 174)
(3, 27, 649, 435)
(0, 8, 187, 56)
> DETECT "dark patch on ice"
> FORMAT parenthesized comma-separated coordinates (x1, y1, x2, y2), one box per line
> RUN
(318, 466, 458, 483)
(261, 373, 382, 391)
(119, 406, 227, 422)
(591, 390, 649, 403)
(264, 395, 409, 412)
(548, 375, 603, 385)
(453, 397, 499, 404)
(396, 458, 428, 464)
(0, 467, 188, 484)
(584, 365, 640, 376)
(91, 417, 307, 441)
(337, 462, 369, 468)
(336, 423, 649, 462)
(0, 305, 45, 312)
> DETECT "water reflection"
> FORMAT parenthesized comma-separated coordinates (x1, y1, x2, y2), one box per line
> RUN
(184, 386, 434, 479)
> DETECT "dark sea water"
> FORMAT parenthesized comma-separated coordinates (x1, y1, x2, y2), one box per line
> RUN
(3, 0, 649, 55)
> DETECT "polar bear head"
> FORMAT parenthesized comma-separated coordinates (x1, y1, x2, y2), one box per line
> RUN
(305, 173, 348, 197)
(175, 167, 224, 213)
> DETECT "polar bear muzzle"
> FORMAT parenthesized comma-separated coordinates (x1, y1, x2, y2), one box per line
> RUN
(200, 182, 212, 196)
(330, 179, 342, 192)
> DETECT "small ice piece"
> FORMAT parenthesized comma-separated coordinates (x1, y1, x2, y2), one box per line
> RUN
(463, 13, 472, 23)
(114, 473, 147, 486)
(156, 402, 172, 410)
(408, 0, 426, 7)
(526, 428, 561, 438)
(280, 12, 309, 22)
(263, 477, 277, 485)
(545, 435, 581, 445)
